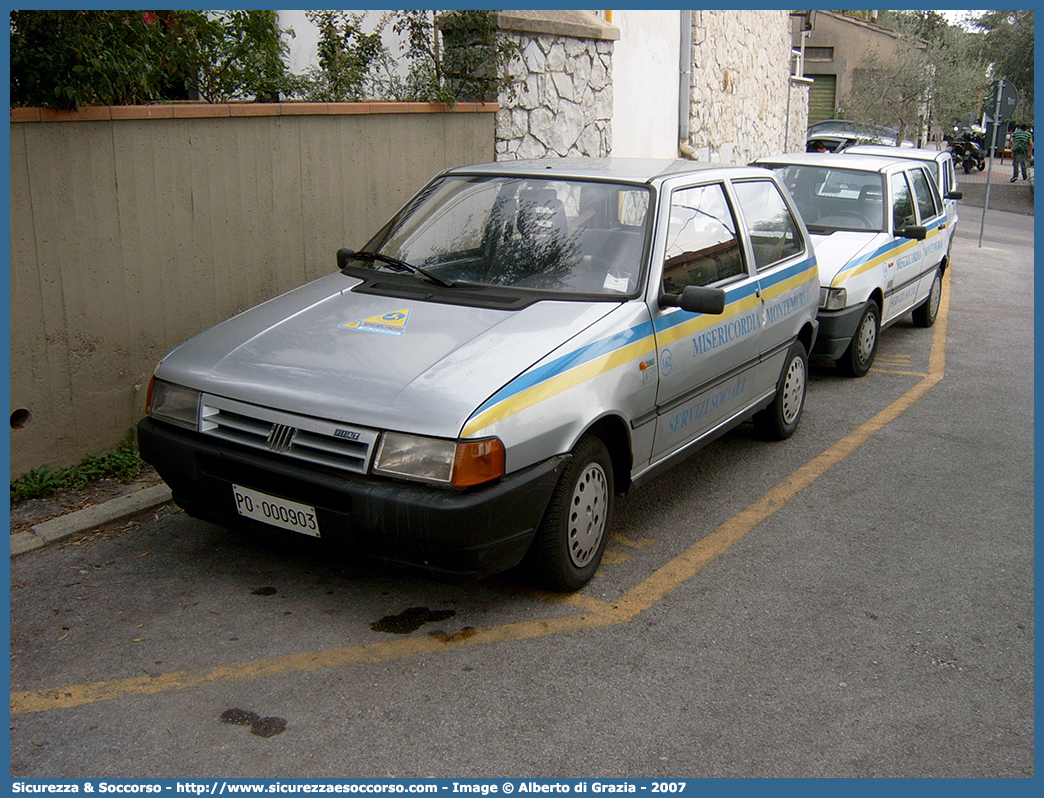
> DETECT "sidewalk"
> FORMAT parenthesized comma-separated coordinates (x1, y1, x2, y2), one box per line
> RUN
(956, 154, 1033, 185)
(956, 156, 1034, 216)
(10, 475, 173, 557)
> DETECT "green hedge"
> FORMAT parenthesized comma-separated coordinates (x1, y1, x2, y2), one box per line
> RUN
(10, 10, 289, 109)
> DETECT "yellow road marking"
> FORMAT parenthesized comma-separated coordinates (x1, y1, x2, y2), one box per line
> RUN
(872, 368, 930, 377)
(611, 532, 656, 549)
(10, 276, 950, 716)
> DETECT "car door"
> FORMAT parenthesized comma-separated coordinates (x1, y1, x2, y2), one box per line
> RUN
(940, 155, 960, 229)
(649, 179, 766, 461)
(884, 166, 945, 323)
(729, 177, 814, 380)
(906, 165, 949, 304)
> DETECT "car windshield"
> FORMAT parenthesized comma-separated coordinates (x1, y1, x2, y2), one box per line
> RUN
(355, 175, 653, 297)
(768, 164, 886, 233)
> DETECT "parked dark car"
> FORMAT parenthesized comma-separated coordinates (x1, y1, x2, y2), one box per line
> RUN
(806, 119, 915, 153)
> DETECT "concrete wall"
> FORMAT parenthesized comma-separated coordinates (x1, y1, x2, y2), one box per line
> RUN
(9, 103, 496, 478)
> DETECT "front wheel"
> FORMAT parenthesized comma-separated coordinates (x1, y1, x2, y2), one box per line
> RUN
(527, 435, 613, 592)
(753, 340, 807, 440)
(912, 269, 942, 328)
(837, 300, 879, 377)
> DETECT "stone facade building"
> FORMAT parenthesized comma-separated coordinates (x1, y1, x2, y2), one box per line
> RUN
(686, 10, 809, 162)
(492, 10, 809, 164)
(493, 11, 618, 160)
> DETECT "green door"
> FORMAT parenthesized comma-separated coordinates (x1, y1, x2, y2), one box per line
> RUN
(807, 74, 837, 124)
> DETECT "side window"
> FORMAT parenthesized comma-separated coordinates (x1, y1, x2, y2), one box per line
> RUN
(732, 180, 804, 270)
(892, 176, 915, 231)
(908, 168, 941, 221)
(946, 161, 957, 194)
(662, 183, 744, 294)
(932, 162, 946, 195)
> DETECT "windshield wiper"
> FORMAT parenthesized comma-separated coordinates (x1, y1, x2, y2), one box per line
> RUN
(338, 248, 454, 288)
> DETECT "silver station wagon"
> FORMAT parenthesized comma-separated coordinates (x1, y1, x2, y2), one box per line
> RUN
(138, 159, 820, 590)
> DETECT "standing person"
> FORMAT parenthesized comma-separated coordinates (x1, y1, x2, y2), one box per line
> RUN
(1010, 123, 1033, 182)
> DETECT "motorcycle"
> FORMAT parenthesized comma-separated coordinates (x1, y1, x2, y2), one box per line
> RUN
(949, 138, 986, 173)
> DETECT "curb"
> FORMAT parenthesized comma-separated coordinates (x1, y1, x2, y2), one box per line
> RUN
(10, 483, 173, 558)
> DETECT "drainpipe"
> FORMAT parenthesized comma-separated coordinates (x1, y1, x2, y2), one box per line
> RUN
(679, 10, 696, 158)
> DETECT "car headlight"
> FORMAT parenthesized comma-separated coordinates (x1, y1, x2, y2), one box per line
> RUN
(373, 432, 505, 487)
(819, 286, 848, 311)
(146, 377, 201, 430)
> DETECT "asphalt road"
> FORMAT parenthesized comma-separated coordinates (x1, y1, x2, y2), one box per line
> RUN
(9, 210, 1034, 779)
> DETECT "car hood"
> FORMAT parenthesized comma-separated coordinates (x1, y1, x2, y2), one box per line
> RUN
(156, 273, 619, 438)
(809, 231, 891, 286)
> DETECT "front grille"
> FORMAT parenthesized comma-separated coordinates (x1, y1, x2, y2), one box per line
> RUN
(199, 394, 378, 475)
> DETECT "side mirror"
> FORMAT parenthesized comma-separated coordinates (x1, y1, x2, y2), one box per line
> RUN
(660, 284, 727, 315)
(898, 225, 927, 241)
(337, 248, 355, 270)
(946, 190, 963, 200)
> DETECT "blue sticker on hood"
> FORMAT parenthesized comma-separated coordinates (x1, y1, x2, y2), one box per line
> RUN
(340, 309, 411, 336)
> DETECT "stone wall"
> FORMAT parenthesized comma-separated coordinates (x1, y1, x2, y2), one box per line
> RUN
(687, 10, 803, 163)
(494, 11, 619, 160)
(490, 10, 805, 164)
(788, 78, 812, 153)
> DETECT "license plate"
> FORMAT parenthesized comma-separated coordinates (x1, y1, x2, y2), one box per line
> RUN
(233, 485, 320, 538)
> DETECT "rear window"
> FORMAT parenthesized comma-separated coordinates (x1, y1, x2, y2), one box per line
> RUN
(768, 164, 885, 233)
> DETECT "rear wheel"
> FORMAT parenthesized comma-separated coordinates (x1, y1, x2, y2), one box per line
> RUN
(528, 435, 613, 592)
(837, 300, 879, 378)
(753, 341, 807, 440)
(912, 269, 942, 328)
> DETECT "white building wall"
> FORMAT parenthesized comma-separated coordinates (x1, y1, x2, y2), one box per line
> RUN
(609, 10, 682, 159)
(277, 10, 320, 75)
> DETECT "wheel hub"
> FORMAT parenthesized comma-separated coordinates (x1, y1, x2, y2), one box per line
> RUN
(857, 314, 877, 364)
(780, 355, 806, 425)
(567, 463, 608, 568)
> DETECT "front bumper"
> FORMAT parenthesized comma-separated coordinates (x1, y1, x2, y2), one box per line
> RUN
(811, 303, 865, 361)
(138, 418, 566, 580)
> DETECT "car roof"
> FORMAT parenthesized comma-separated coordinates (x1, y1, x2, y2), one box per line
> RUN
(843, 144, 949, 163)
(807, 118, 897, 136)
(755, 152, 921, 174)
(806, 119, 914, 147)
(444, 157, 773, 186)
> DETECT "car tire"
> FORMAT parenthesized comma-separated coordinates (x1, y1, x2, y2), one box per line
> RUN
(838, 300, 879, 378)
(528, 434, 613, 592)
(912, 269, 942, 328)
(753, 340, 808, 441)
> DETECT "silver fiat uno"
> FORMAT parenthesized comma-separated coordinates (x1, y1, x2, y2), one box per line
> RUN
(139, 158, 819, 591)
